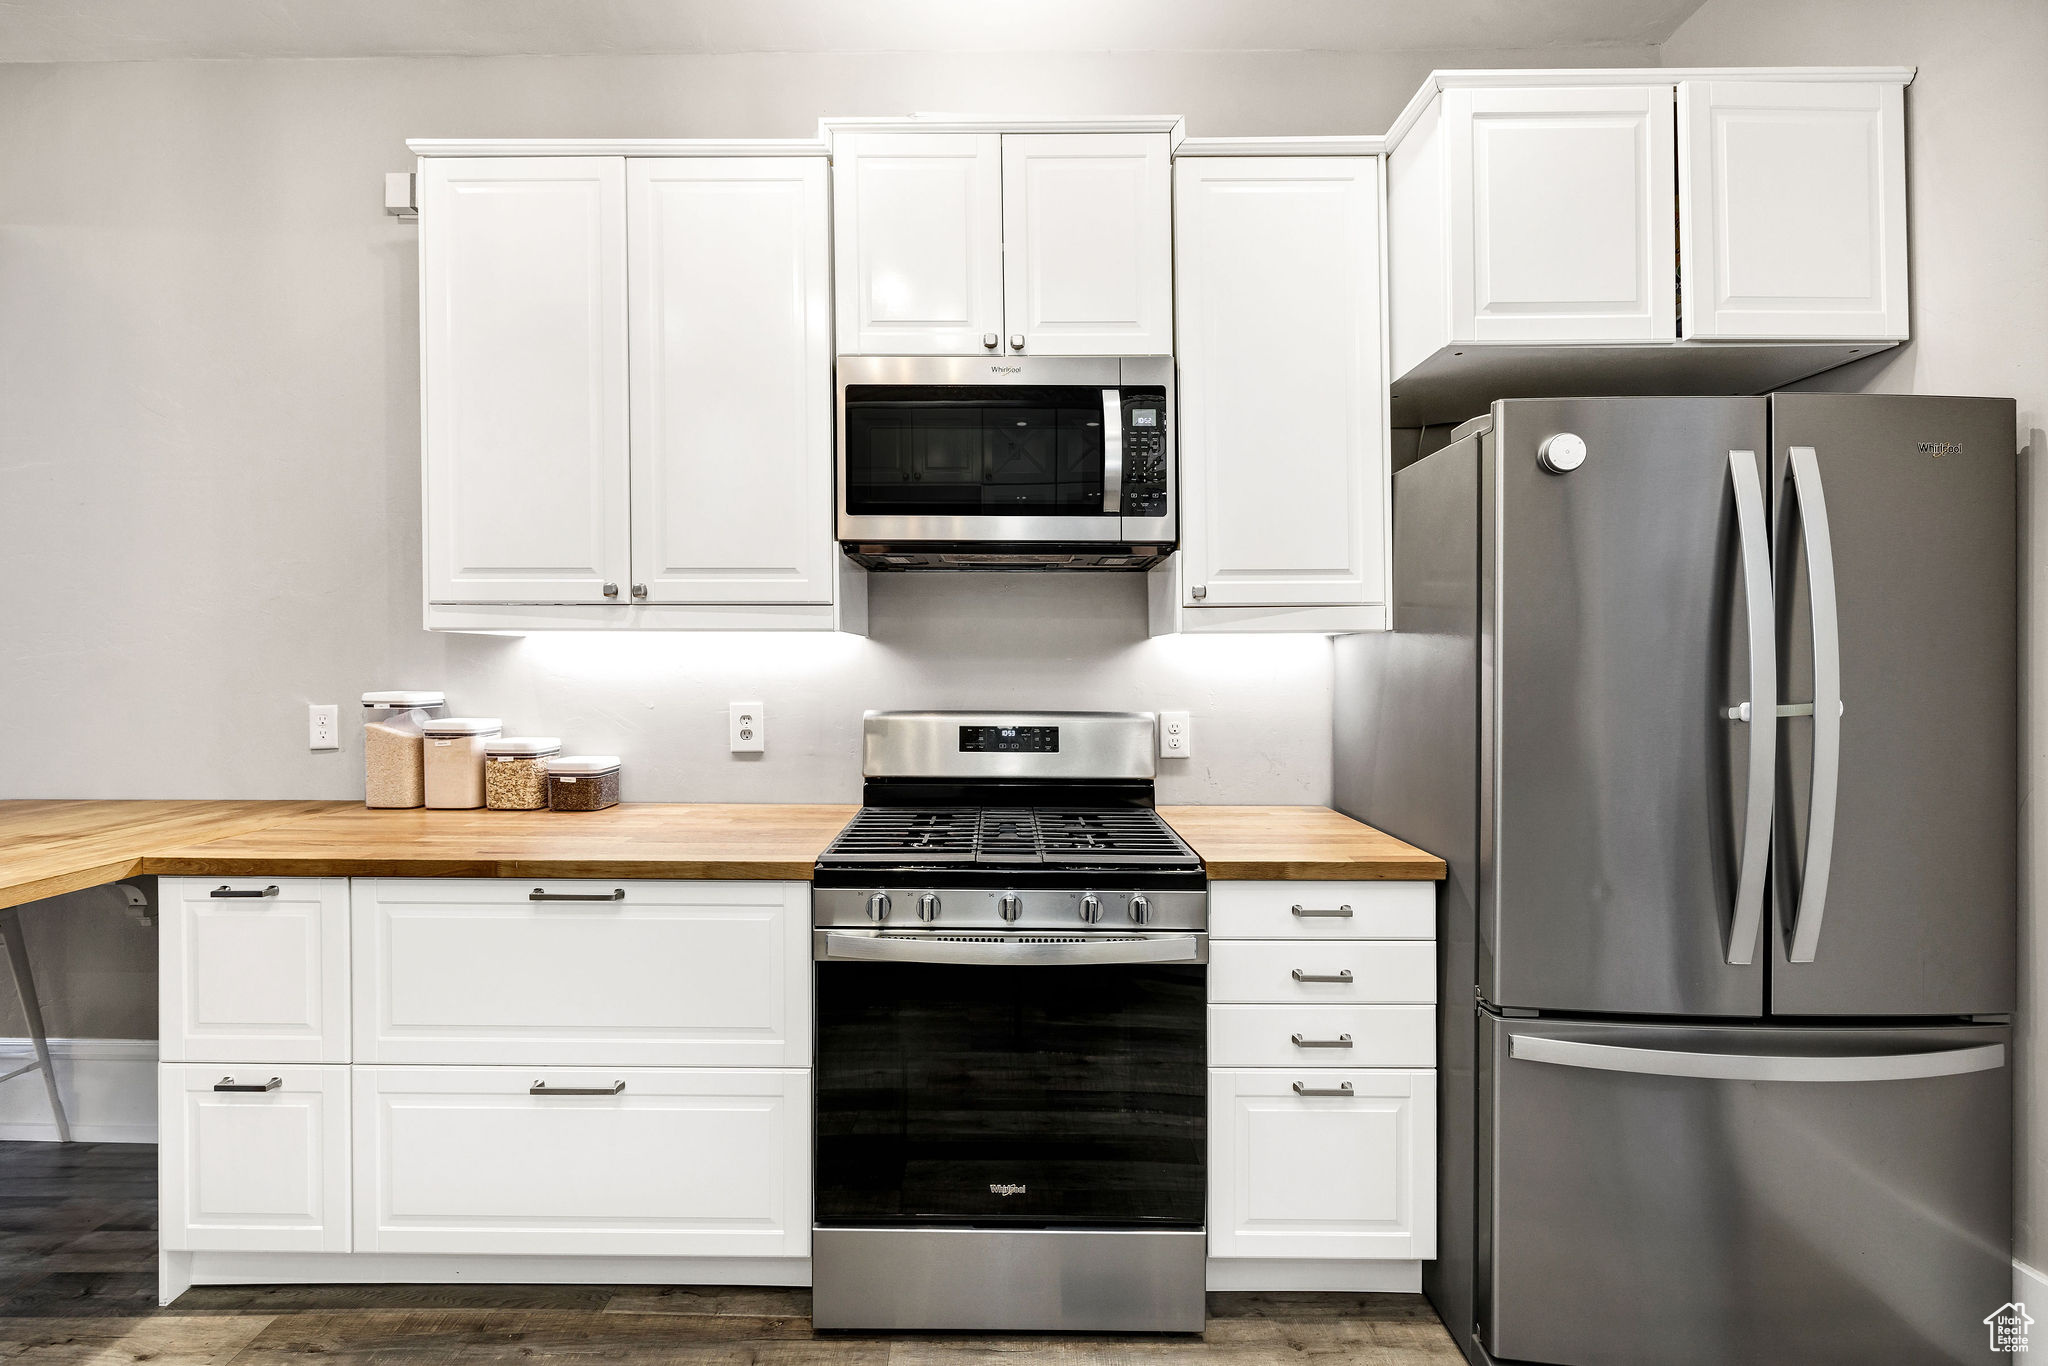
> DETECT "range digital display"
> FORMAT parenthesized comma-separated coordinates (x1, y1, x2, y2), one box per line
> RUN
(959, 725, 1060, 753)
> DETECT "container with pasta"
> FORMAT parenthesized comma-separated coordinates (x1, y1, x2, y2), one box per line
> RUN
(483, 737, 560, 811)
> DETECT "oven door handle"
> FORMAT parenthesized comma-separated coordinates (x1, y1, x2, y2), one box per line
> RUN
(815, 930, 1206, 967)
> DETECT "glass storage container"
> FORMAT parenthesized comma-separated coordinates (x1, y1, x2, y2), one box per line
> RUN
(421, 717, 503, 810)
(483, 737, 561, 811)
(361, 691, 447, 809)
(547, 756, 622, 812)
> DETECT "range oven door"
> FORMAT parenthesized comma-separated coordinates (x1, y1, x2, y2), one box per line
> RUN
(813, 930, 1206, 1231)
(836, 355, 1174, 553)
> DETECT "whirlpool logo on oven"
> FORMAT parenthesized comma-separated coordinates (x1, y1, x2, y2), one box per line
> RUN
(989, 1183, 1028, 1197)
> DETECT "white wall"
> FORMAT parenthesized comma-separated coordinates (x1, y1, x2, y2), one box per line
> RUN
(1664, 0, 2048, 1270)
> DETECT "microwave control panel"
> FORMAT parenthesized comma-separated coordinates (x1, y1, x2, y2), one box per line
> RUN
(1121, 389, 1170, 518)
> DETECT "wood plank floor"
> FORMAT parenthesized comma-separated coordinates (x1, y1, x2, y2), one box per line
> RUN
(0, 1141, 1465, 1364)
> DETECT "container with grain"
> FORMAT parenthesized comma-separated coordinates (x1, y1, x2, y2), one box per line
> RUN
(483, 737, 561, 811)
(422, 717, 503, 809)
(547, 756, 622, 812)
(361, 691, 448, 808)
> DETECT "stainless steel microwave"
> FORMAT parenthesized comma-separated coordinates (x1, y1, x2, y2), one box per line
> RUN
(836, 355, 1174, 570)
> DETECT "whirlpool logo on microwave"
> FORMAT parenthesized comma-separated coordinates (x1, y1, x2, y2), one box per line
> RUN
(989, 1183, 1028, 1197)
(990, 365, 1024, 375)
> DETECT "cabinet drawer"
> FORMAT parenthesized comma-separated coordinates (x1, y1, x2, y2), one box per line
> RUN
(1209, 941, 1435, 1005)
(1209, 1067, 1436, 1260)
(159, 1063, 350, 1252)
(1209, 882, 1433, 940)
(352, 879, 810, 1066)
(353, 1066, 810, 1257)
(159, 877, 350, 1064)
(1209, 1005, 1435, 1068)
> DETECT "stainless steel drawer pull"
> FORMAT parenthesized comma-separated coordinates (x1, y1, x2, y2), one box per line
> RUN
(528, 888, 627, 902)
(1292, 1081, 1355, 1097)
(211, 885, 280, 899)
(214, 1077, 282, 1092)
(1292, 969, 1354, 983)
(529, 1081, 626, 1096)
(1291, 1033, 1355, 1049)
(1291, 904, 1353, 918)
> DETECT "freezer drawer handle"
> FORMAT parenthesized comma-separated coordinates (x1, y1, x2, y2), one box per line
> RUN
(1724, 449, 1775, 967)
(1290, 904, 1352, 919)
(528, 888, 626, 902)
(1291, 1033, 1354, 1049)
(213, 1077, 282, 1092)
(1510, 1034, 2004, 1083)
(210, 885, 279, 899)
(1292, 969, 1355, 983)
(529, 1081, 626, 1096)
(1779, 445, 1845, 964)
(1292, 1081, 1356, 1098)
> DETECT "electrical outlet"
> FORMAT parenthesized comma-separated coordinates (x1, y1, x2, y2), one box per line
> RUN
(1158, 710, 1192, 759)
(308, 703, 339, 751)
(729, 701, 766, 753)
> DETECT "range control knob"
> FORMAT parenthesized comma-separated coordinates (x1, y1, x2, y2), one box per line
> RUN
(1129, 894, 1152, 925)
(866, 892, 892, 924)
(1079, 893, 1104, 924)
(918, 892, 941, 924)
(998, 892, 1023, 923)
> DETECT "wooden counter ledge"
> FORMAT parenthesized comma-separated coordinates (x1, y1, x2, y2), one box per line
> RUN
(1159, 804, 1445, 881)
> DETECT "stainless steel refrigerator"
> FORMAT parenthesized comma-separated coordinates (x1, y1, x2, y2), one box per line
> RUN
(1336, 394, 2017, 1366)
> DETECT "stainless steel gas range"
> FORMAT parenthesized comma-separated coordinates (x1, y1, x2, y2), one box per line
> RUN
(810, 711, 1208, 1334)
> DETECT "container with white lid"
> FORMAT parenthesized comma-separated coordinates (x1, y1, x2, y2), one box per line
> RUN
(361, 690, 448, 809)
(547, 755, 622, 812)
(422, 717, 503, 810)
(483, 737, 562, 811)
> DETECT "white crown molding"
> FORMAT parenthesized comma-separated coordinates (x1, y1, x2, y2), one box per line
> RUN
(819, 114, 1186, 149)
(1383, 66, 1918, 154)
(1175, 135, 1385, 158)
(407, 138, 828, 158)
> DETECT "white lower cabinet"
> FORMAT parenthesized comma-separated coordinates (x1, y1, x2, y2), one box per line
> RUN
(159, 877, 351, 1064)
(159, 1064, 351, 1253)
(1210, 1004, 1435, 1068)
(352, 1066, 810, 1258)
(1208, 1068, 1435, 1260)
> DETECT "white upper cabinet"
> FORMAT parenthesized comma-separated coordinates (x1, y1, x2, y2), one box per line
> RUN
(1001, 134, 1174, 356)
(1678, 80, 1908, 340)
(1171, 157, 1385, 613)
(628, 158, 834, 604)
(832, 133, 1005, 355)
(1444, 85, 1676, 345)
(421, 157, 631, 605)
(830, 126, 1174, 356)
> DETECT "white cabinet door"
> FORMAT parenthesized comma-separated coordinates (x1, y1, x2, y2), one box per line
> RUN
(159, 1064, 350, 1252)
(1209, 881, 1436, 941)
(352, 879, 811, 1067)
(421, 157, 630, 604)
(1173, 157, 1383, 608)
(1445, 86, 1677, 342)
(353, 1066, 810, 1257)
(1209, 1068, 1435, 1260)
(1001, 133, 1174, 356)
(833, 133, 1004, 355)
(1679, 81, 1908, 340)
(159, 877, 349, 1064)
(628, 158, 833, 604)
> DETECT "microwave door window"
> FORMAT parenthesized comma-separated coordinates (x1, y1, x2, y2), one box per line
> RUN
(846, 406, 983, 515)
(1057, 409, 1106, 507)
(982, 408, 1058, 511)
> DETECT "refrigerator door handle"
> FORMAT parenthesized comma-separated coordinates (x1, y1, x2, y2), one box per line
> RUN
(1784, 444, 1844, 963)
(1725, 449, 1775, 966)
(1510, 1033, 2004, 1083)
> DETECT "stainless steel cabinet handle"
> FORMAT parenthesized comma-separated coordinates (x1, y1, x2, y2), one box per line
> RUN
(1291, 1033, 1354, 1049)
(982, 332, 999, 350)
(1724, 449, 1775, 966)
(631, 583, 648, 599)
(1292, 1081, 1356, 1097)
(1008, 334, 1025, 350)
(530, 1081, 625, 1096)
(214, 1077, 282, 1092)
(210, 885, 279, 899)
(1101, 388, 1124, 514)
(1291, 904, 1353, 919)
(1510, 1033, 2002, 1083)
(528, 888, 626, 902)
(602, 581, 619, 597)
(1292, 969, 1354, 983)
(1782, 445, 1844, 964)
(1191, 585, 1208, 600)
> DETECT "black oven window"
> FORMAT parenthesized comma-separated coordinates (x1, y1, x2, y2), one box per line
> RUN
(844, 386, 1107, 516)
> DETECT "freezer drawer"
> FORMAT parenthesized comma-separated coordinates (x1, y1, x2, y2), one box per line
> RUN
(1482, 1016, 2010, 1366)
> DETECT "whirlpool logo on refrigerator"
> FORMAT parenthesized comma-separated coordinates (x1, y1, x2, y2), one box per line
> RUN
(1918, 440, 1964, 459)
(989, 1183, 1028, 1197)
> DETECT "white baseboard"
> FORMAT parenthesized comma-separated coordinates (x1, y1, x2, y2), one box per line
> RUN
(168, 1251, 811, 1305)
(2015, 1256, 2048, 1309)
(1207, 1257, 1422, 1292)
(0, 1037, 157, 1143)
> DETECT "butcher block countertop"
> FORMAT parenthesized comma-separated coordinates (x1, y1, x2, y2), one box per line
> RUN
(0, 800, 1440, 909)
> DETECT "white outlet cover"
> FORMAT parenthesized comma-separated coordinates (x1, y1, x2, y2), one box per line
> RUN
(1158, 710, 1191, 759)
(729, 701, 766, 753)
(308, 703, 339, 751)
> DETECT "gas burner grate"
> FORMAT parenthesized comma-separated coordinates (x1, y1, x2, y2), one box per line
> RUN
(976, 809, 1045, 864)
(1036, 809, 1199, 864)
(821, 807, 979, 863)
(819, 805, 1201, 870)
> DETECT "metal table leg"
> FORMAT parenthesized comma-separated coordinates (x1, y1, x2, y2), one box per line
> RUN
(0, 906, 71, 1143)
